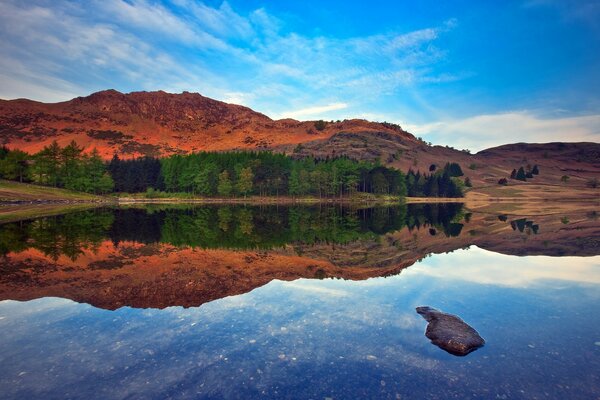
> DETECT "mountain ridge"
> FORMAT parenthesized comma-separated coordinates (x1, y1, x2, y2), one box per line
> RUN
(1, 90, 599, 189)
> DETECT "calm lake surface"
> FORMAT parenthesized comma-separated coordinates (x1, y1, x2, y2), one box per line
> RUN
(0, 204, 599, 399)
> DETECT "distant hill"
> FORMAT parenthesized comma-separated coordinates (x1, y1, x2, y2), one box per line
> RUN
(1, 89, 599, 189)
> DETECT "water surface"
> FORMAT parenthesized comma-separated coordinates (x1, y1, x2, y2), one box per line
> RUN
(0, 204, 598, 399)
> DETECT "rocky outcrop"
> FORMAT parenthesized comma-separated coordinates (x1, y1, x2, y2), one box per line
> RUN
(416, 306, 485, 356)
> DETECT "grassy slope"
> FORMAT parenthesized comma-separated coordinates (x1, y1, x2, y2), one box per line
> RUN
(0, 180, 104, 202)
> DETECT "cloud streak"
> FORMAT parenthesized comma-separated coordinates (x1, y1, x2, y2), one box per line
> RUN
(276, 103, 349, 119)
(405, 111, 600, 151)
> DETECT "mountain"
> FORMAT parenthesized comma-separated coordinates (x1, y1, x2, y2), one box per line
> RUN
(0, 89, 412, 158)
(1, 89, 599, 189)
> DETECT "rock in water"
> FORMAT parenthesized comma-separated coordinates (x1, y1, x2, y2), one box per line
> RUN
(416, 306, 485, 356)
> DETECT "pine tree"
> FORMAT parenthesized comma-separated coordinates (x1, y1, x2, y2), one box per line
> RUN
(0, 149, 29, 182)
(217, 170, 233, 197)
(516, 167, 527, 181)
(532, 165, 539, 175)
(194, 163, 217, 196)
(371, 171, 388, 194)
(288, 167, 301, 196)
(236, 167, 254, 198)
(61, 140, 83, 188)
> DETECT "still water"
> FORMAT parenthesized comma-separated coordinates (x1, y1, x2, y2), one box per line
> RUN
(0, 204, 598, 399)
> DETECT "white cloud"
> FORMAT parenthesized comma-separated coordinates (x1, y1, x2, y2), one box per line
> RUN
(0, 0, 454, 112)
(405, 111, 600, 151)
(276, 102, 349, 120)
(221, 91, 255, 106)
(280, 281, 350, 297)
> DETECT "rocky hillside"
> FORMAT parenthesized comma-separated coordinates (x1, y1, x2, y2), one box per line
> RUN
(1, 89, 599, 189)
(0, 89, 412, 158)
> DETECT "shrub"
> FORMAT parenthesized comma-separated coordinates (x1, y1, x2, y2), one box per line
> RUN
(560, 175, 570, 183)
(586, 178, 599, 188)
(468, 163, 477, 170)
(314, 120, 327, 131)
(444, 162, 464, 177)
(532, 165, 540, 175)
(498, 178, 508, 185)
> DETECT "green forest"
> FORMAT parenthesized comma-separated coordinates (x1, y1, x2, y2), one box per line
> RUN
(0, 141, 465, 198)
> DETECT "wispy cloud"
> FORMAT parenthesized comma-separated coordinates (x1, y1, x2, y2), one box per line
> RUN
(405, 111, 600, 151)
(0, 0, 456, 116)
(276, 103, 349, 120)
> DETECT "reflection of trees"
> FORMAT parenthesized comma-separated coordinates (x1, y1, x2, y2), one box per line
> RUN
(0, 204, 465, 257)
(218, 207, 232, 232)
(405, 203, 464, 237)
(0, 210, 114, 261)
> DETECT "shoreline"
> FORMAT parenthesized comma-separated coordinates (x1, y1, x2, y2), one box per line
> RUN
(0, 196, 467, 206)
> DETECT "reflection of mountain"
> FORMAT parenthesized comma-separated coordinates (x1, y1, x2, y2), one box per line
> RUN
(0, 242, 409, 310)
(0, 205, 598, 309)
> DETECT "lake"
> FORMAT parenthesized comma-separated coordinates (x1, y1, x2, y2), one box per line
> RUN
(0, 204, 598, 399)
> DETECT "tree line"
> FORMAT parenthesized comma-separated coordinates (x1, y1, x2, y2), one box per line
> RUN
(405, 163, 465, 198)
(0, 142, 114, 194)
(1, 145, 465, 198)
(109, 153, 464, 198)
(110, 151, 410, 198)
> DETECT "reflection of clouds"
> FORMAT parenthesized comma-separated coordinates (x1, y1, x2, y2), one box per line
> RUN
(408, 246, 600, 287)
(2, 245, 600, 398)
(280, 281, 350, 297)
(0, 297, 77, 318)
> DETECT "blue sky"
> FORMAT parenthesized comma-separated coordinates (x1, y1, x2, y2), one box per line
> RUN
(0, 0, 599, 150)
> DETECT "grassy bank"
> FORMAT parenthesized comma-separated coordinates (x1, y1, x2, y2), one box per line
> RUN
(0, 180, 108, 203)
(117, 192, 410, 205)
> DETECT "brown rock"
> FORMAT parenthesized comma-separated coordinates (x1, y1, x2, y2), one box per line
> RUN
(416, 306, 485, 356)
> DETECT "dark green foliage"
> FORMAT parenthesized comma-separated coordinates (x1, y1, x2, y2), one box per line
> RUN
(525, 171, 533, 178)
(464, 177, 472, 187)
(405, 169, 463, 198)
(443, 162, 464, 177)
(157, 151, 407, 198)
(516, 167, 527, 181)
(0, 148, 28, 182)
(0, 141, 113, 194)
(314, 120, 327, 131)
(429, 164, 436, 172)
(498, 178, 508, 185)
(109, 155, 163, 192)
(510, 169, 517, 179)
(532, 165, 539, 175)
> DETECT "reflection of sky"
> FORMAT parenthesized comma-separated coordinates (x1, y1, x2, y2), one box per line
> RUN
(408, 246, 600, 287)
(0, 249, 599, 399)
